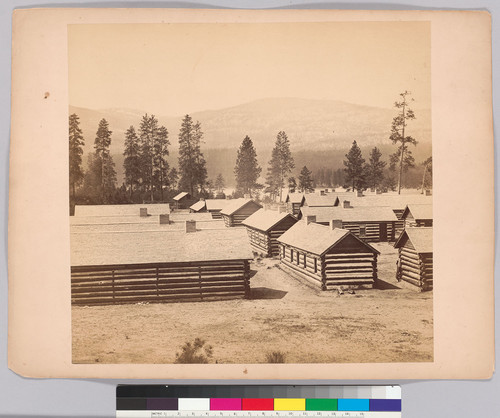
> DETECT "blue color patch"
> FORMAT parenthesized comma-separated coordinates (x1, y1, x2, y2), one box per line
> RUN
(337, 399, 369, 411)
(369, 399, 402, 411)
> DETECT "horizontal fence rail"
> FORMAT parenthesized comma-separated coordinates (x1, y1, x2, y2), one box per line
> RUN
(71, 260, 250, 306)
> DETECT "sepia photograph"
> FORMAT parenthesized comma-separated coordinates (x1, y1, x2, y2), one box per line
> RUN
(68, 21, 433, 365)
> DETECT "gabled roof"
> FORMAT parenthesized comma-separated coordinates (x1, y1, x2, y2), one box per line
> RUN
(277, 221, 379, 256)
(74, 203, 170, 217)
(220, 198, 262, 216)
(300, 205, 398, 223)
(401, 204, 433, 221)
(242, 209, 297, 232)
(205, 199, 229, 211)
(303, 193, 340, 207)
(394, 227, 433, 253)
(346, 194, 432, 209)
(173, 192, 189, 201)
(190, 200, 206, 212)
(285, 192, 304, 204)
(71, 227, 253, 267)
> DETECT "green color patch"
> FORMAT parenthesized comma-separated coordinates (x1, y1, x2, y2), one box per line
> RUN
(306, 399, 338, 411)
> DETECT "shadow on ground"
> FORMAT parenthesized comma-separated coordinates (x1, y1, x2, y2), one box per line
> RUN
(375, 279, 401, 290)
(250, 287, 288, 300)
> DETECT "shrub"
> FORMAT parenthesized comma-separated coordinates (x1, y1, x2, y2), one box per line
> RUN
(265, 351, 286, 363)
(174, 338, 213, 364)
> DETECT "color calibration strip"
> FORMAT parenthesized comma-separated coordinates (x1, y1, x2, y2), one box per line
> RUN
(117, 385, 401, 418)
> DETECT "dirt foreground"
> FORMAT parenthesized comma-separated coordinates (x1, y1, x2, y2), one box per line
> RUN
(72, 243, 433, 364)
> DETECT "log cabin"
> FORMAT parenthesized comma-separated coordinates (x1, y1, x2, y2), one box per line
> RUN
(70, 221, 253, 306)
(242, 208, 298, 257)
(298, 205, 398, 242)
(401, 204, 433, 228)
(394, 227, 433, 291)
(277, 218, 380, 290)
(172, 192, 194, 209)
(220, 198, 262, 227)
(285, 192, 305, 216)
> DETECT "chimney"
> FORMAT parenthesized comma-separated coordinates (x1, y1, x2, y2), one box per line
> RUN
(324, 188, 329, 193)
(376, 189, 382, 195)
(343, 200, 352, 209)
(320, 190, 325, 196)
(185, 220, 196, 233)
(226, 195, 231, 200)
(305, 215, 316, 225)
(278, 205, 287, 213)
(243, 193, 251, 199)
(200, 197, 205, 201)
(159, 214, 170, 224)
(140, 207, 148, 217)
(330, 219, 343, 230)
(263, 203, 270, 210)
(425, 189, 432, 196)
(357, 190, 363, 197)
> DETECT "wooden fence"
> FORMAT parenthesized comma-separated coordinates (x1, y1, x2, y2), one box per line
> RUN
(71, 260, 250, 306)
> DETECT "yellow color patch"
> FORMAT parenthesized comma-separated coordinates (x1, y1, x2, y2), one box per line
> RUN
(274, 398, 306, 411)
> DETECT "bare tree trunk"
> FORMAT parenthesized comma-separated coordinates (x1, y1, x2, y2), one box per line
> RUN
(420, 163, 429, 194)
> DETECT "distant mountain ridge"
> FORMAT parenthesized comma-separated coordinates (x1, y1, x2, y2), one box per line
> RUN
(69, 97, 431, 185)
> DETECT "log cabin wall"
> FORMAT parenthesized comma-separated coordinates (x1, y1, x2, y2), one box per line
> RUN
(316, 221, 395, 242)
(71, 259, 250, 306)
(280, 244, 323, 288)
(323, 235, 377, 289)
(209, 209, 222, 219)
(397, 241, 433, 290)
(247, 227, 271, 256)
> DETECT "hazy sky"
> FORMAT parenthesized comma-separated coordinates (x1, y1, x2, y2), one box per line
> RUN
(68, 21, 430, 115)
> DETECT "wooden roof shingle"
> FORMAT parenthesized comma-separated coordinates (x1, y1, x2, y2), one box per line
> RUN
(303, 193, 340, 207)
(285, 192, 304, 204)
(394, 227, 433, 253)
(300, 206, 398, 223)
(74, 203, 171, 217)
(242, 209, 296, 232)
(220, 198, 262, 216)
(277, 221, 379, 256)
(205, 199, 229, 211)
(173, 192, 189, 201)
(190, 200, 206, 212)
(71, 228, 253, 267)
(402, 204, 433, 221)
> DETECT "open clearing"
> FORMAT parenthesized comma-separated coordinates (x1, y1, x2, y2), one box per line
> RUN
(72, 243, 433, 364)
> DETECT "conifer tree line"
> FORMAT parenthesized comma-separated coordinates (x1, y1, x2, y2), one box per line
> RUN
(69, 91, 432, 211)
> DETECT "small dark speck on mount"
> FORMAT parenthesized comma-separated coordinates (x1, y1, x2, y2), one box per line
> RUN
(44, 92, 50, 99)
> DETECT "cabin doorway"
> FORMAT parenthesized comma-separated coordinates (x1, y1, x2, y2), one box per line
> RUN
(380, 223, 387, 241)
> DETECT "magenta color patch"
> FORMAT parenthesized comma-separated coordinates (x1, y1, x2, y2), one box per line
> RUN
(210, 398, 242, 410)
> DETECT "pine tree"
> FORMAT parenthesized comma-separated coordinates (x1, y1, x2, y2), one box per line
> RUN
(266, 131, 295, 202)
(94, 118, 116, 202)
(138, 114, 155, 200)
(123, 125, 141, 198)
(298, 165, 314, 192)
(421, 156, 432, 193)
(168, 167, 179, 191)
(343, 140, 365, 191)
(234, 135, 261, 196)
(69, 113, 85, 199)
(215, 173, 225, 195)
(364, 147, 386, 190)
(152, 125, 170, 201)
(288, 177, 297, 193)
(178, 115, 207, 196)
(389, 90, 418, 194)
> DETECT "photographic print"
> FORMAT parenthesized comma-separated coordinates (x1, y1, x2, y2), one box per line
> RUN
(68, 21, 433, 365)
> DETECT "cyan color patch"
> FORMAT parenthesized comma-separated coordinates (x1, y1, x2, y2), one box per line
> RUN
(337, 398, 369, 411)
